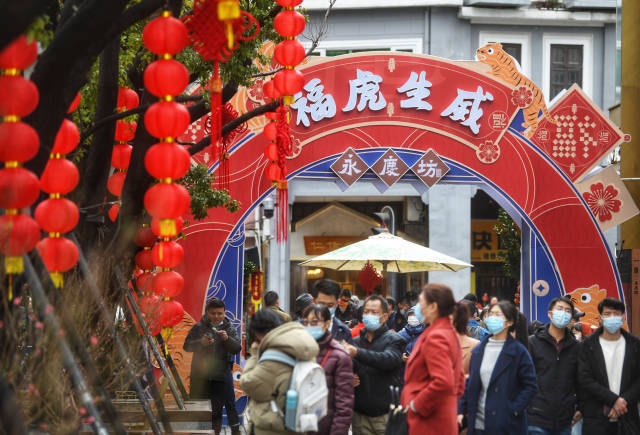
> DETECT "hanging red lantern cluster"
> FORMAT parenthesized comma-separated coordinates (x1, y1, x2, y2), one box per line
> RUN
(183, 0, 260, 191)
(107, 88, 139, 221)
(0, 35, 40, 277)
(35, 93, 83, 288)
(357, 261, 382, 297)
(272, 0, 305, 106)
(132, 223, 161, 334)
(141, 10, 194, 337)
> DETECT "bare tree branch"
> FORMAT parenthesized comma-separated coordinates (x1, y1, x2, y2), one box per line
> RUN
(252, 0, 337, 79)
(188, 100, 279, 155)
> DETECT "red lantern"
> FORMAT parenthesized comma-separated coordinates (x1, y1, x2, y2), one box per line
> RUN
(67, 92, 82, 114)
(151, 270, 184, 298)
(36, 236, 79, 273)
(273, 10, 306, 37)
(275, 0, 303, 6)
(136, 272, 154, 293)
(274, 39, 306, 67)
(151, 241, 184, 269)
(114, 120, 137, 142)
(0, 75, 39, 117)
(151, 216, 184, 238)
(144, 59, 189, 97)
(0, 167, 40, 209)
(0, 35, 38, 70)
(144, 182, 190, 219)
(0, 214, 40, 255)
(144, 142, 191, 180)
(158, 299, 184, 327)
(143, 15, 189, 56)
(108, 204, 119, 222)
(117, 88, 139, 111)
(139, 293, 161, 316)
(35, 198, 79, 234)
(40, 158, 79, 195)
(0, 121, 39, 162)
(263, 81, 281, 100)
(111, 144, 132, 170)
(264, 143, 279, 161)
(52, 119, 80, 155)
(107, 171, 126, 197)
(134, 226, 157, 248)
(274, 68, 304, 96)
(135, 249, 155, 271)
(266, 162, 282, 181)
(263, 122, 277, 141)
(144, 101, 190, 139)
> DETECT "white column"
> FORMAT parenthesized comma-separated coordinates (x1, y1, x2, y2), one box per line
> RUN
(267, 209, 291, 312)
(427, 184, 474, 300)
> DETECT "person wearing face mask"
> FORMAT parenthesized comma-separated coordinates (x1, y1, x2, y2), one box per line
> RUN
(401, 284, 466, 435)
(335, 289, 357, 327)
(577, 297, 640, 435)
(397, 308, 427, 361)
(527, 297, 582, 435)
(184, 298, 242, 435)
(341, 295, 405, 435)
(458, 300, 538, 434)
(301, 304, 354, 435)
(312, 279, 354, 344)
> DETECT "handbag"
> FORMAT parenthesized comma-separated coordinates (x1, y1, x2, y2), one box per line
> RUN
(385, 385, 409, 435)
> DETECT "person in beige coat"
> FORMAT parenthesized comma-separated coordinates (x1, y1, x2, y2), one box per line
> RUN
(240, 308, 319, 435)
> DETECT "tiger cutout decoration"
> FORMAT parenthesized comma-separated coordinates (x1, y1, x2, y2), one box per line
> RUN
(566, 284, 607, 328)
(476, 42, 557, 139)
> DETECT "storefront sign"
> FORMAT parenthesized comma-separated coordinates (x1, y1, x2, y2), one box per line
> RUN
(471, 220, 506, 263)
(411, 149, 449, 187)
(304, 236, 366, 255)
(330, 147, 367, 186)
(371, 149, 409, 186)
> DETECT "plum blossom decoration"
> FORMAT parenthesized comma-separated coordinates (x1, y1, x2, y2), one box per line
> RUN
(582, 182, 622, 222)
(476, 140, 501, 164)
(511, 86, 533, 108)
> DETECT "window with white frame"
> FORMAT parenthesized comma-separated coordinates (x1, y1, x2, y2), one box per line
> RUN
(303, 38, 423, 57)
(542, 33, 593, 102)
(478, 32, 531, 77)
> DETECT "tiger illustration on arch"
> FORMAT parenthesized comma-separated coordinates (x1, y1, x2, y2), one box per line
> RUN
(476, 42, 557, 138)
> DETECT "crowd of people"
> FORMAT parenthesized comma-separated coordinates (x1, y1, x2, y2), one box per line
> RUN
(183, 280, 640, 435)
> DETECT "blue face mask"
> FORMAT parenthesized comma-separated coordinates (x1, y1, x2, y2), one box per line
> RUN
(551, 310, 572, 329)
(603, 316, 623, 334)
(329, 307, 336, 317)
(485, 316, 505, 335)
(413, 305, 425, 324)
(306, 326, 325, 340)
(363, 314, 382, 331)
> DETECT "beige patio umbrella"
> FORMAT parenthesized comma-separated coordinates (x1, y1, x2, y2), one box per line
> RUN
(300, 231, 472, 276)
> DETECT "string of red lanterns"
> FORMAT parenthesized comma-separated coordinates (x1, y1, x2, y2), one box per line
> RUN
(141, 10, 193, 338)
(107, 88, 139, 222)
(0, 35, 41, 286)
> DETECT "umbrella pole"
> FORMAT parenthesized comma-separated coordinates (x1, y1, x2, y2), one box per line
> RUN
(382, 261, 388, 297)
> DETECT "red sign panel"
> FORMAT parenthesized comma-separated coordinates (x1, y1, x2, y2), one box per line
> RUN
(370, 149, 409, 186)
(330, 147, 368, 186)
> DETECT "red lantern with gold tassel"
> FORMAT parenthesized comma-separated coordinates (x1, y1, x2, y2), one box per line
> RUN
(183, 0, 260, 191)
(0, 35, 41, 279)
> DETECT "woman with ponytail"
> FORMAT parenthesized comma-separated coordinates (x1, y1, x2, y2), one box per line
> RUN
(401, 283, 465, 434)
(455, 301, 480, 376)
(457, 300, 538, 434)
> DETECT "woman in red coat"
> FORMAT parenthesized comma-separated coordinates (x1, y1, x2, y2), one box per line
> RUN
(402, 283, 466, 435)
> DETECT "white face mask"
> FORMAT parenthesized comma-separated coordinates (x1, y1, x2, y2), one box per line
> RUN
(407, 316, 420, 327)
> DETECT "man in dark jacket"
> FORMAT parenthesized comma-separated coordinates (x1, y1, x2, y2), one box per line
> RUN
(335, 288, 357, 327)
(527, 297, 582, 434)
(577, 297, 640, 435)
(312, 279, 353, 343)
(342, 295, 405, 435)
(184, 298, 242, 435)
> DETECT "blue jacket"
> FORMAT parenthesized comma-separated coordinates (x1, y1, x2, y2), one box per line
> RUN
(458, 335, 538, 435)
(397, 323, 426, 355)
(467, 319, 490, 340)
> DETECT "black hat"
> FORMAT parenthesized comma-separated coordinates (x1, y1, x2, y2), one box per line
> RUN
(293, 293, 313, 319)
(572, 311, 585, 320)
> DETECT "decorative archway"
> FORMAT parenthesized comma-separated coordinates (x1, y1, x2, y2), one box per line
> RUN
(176, 51, 628, 329)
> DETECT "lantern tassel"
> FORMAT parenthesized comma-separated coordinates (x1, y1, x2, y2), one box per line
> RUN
(276, 180, 288, 243)
(5, 256, 23, 275)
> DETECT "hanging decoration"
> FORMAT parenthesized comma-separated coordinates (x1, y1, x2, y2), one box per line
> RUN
(357, 261, 382, 296)
(132, 223, 162, 335)
(248, 270, 263, 315)
(35, 92, 83, 288)
(107, 88, 139, 221)
(0, 35, 41, 282)
(183, 0, 260, 191)
(142, 10, 194, 339)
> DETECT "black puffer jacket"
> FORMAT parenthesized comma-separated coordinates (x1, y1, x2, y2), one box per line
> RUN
(527, 325, 579, 430)
(578, 328, 640, 435)
(353, 325, 405, 417)
(183, 316, 242, 381)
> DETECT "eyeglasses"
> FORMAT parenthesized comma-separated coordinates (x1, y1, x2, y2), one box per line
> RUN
(299, 320, 322, 326)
